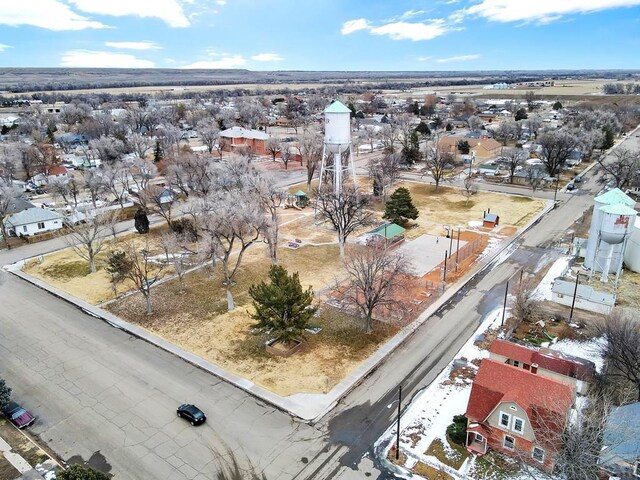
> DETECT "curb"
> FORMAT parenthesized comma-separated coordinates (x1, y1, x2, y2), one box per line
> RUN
(6, 199, 553, 422)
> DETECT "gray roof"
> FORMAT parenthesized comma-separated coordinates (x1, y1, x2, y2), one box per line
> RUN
(5, 207, 62, 227)
(6, 198, 36, 215)
(552, 279, 616, 306)
(600, 402, 640, 472)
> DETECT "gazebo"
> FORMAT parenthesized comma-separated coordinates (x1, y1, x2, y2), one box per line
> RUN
(294, 190, 309, 208)
(367, 223, 406, 245)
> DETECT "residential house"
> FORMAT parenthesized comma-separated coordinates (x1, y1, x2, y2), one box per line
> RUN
(551, 279, 615, 315)
(438, 136, 502, 160)
(29, 165, 70, 186)
(489, 339, 595, 395)
(566, 150, 583, 167)
(219, 126, 269, 156)
(5, 207, 63, 237)
(599, 402, 640, 480)
(465, 357, 576, 472)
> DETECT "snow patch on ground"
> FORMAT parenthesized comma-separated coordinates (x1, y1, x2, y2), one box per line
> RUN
(533, 255, 572, 301)
(551, 337, 606, 373)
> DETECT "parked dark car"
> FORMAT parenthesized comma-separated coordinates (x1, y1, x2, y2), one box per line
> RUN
(2, 402, 36, 428)
(177, 404, 206, 426)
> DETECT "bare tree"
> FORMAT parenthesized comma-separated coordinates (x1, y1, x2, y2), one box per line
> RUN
(139, 185, 174, 227)
(510, 278, 540, 324)
(63, 209, 119, 273)
(197, 191, 267, 311)
(502, 147, 527, 184)
(596, 311, 640, 401)
(361, 125, 380, 153)
(47, 176, 80, 207)
(467, 115, 483, 133)
(343, 246, 406, 333)
(315, 185, 373, 258)
(524, 90, 536, 111)
(247, 175, 285, 265)
(379, 123, 399, 153)
(298, 131, 323, 192)
(89, 135, 127, 164)
(266, 137, 282, 162)
(462, 175, 478, 207)
(83, 169, 106, 208)
(128, 133, 153, 159)
(423, 139, 453, 191)
(128, 158, 157, 193)
(110, 239, 164, 315)
(0, 144, 21, 185)
(597, 148, 640, 189)
(196, 118, 220, 155)
(101, 161, 130, 208)
(160, 232, 191, 292)
(368, 152, 402, 201)
(539, 130, 578, 177)
(525, 167, 544, 197)
(0, 185, 21, 248)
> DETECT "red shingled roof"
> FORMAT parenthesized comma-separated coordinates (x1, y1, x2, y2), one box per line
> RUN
(46, 165, 68, 176)
(489, 339, 594, 381)
(466, 359, 573, 439)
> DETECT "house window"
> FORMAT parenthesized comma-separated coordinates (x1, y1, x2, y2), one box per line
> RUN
(513, 417, 525, 434)
(22, 226, 27, 233)
(499, 412, 511, 428)
(504, 435, 515, 450)
(531, 365, 538, 374)
(509, 405, 517, 411)
(532, 447, 545, 463)
(524, 364, 530, 371)
(512, 360, 520, 368)
(37, 222, 45, 229)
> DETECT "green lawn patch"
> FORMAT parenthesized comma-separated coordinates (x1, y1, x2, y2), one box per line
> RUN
(425, 437, 470, 470)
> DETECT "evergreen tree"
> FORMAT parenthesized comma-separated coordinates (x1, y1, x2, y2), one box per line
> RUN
(153, 140, 164, 163)
(415, 121, 431, 137)
(383, 187, 419, 226)
(457, 140, 471, 154)
(601, 126, 615, 150)
(552, 101, 563, 110)
(515, 108, 528, 121)
(0, 378, 11, 410)
(249, 265, 317, 346)
(57, 465, 110, 480)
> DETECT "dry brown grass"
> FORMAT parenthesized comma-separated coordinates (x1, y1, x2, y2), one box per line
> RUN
(106, 244, 394, 395)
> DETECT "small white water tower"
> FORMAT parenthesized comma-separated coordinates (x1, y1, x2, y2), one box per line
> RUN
(623, 216, 640, 273)
(318, 100, 356, 195)
(592, 203, 636, 283)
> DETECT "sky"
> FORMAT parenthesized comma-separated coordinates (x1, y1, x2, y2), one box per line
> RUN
(0, 0, 639, 71)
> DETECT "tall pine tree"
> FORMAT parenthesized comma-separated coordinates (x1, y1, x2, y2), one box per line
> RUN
(249, 265, 317, 346)
(383, 187, 419, 226)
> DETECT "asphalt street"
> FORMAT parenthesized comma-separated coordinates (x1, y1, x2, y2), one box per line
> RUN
(0, 129, 637, 479)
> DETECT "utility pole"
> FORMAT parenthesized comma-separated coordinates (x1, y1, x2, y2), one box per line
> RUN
(501, 281, 509, 326)
(569, 273, 580, 322)
(443, 250, 448, 282)
(396, 385, 402, 460)
(455, 227, 461, 271)
(553, 174, 560, 204)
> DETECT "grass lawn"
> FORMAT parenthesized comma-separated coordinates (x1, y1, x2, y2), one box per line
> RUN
(413, 462, 455, 480)
(106, 243, 397, 396)
(467, 451, 522, 480)
(425, 438, 470, 470)
(0, 455, 19, 480)
(0, 419, 49, 468)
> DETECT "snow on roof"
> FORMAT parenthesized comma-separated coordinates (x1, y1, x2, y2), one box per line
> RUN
(551, 279, 616, 306)
(219, 126, 269, 140)
(5, 207, 62, 227)
(324, 100, 352, 114)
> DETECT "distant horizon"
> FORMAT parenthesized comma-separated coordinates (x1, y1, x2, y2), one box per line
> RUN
(1, 1, 640, 70)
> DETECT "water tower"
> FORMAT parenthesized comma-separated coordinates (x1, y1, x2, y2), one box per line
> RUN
(590, 204, 636, 284)
(318, 100, 356, 195)
(623, 216, 640, 273)
(584, 188, 636, 277)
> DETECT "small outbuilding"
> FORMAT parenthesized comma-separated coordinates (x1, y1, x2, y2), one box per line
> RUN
(367, 223, 406, 245)
(294, 190, 309, 208)
(483, 212, 500, 228)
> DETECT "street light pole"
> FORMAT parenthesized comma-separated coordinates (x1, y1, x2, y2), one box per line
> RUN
(455, 227, 461, 271)
(396, 385, 402, 460)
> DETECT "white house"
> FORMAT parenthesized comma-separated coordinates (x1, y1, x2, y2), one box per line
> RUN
(5, 208, 63, 237)
(551, 279, 615, 315)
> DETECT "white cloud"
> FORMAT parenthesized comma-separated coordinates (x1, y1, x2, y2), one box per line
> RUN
(417, 56, 432, 62)
(251, 53, 283, 62)
(68, 0, 190, 27)
(183, 55, 246, 69)
(0, 1, 108, 30)
(341, 18, 370, 35)
(370, 20, 449, 41)
(216, 0, 227, 4)
(400, 9, 427, 19)
(0, 44, 12, 52)
(105, 41, 161, 50)
(463, 0, 640, 23)
(60, 50, 155, 68)
(436, 54, 480, 63)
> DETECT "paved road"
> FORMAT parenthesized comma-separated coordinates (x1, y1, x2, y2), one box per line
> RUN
(0, 130, 637, 479)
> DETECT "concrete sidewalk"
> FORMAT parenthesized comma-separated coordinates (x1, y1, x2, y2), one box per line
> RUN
(0, 430, 59, 480)
(5, 200, 554, 422)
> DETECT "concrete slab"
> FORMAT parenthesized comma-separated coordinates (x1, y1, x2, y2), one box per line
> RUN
(398, 233, 467, 277)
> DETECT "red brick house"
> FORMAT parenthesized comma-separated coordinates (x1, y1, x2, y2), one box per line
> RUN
(489, 339, 595, 395)
(465, 358, 574, 473)
(219, 127, 269, 156)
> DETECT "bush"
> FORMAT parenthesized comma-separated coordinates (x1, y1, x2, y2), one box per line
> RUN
(170, 218, 198, 241)
(0, 378, 11, 410)
(57, 465, 110, 480)
(446, 414, 468, 446)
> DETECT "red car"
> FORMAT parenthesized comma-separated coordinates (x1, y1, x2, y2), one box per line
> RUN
(2, 402, 36, 428)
